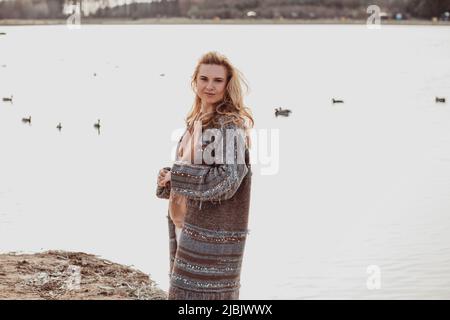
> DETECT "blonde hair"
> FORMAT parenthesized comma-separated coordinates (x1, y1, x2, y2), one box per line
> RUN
(186, 51, 254, 148)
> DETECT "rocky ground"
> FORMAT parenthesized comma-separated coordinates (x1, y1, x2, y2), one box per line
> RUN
(0, 250, 167, 300)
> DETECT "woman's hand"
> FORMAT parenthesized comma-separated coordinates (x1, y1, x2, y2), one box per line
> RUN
(157, 168, 171, 187)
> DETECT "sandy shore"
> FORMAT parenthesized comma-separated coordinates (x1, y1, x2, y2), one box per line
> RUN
(0, 250, 167, 300)
(0, 18, 449, 26)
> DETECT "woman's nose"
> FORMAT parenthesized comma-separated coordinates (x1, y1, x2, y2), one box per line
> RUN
(206, 81, 214, 90)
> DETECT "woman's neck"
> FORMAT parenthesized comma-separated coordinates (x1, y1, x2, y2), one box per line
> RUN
(200, 102, 214, 114)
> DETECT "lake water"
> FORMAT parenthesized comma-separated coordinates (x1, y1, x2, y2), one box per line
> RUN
(0, 24, 450, 299)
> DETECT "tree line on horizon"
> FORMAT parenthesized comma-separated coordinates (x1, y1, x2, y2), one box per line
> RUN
(0, 0, 449, 20)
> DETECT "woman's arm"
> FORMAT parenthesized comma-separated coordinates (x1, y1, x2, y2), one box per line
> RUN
(169, 116, 249, 202)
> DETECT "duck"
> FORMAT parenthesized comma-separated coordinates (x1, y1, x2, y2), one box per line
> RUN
(94, 119, 101, 129)
(436, 97, 446, 103)
(56, 122, 62, 131)
(332, 98, 344, 104)
(22, 116, 31, 124)
(275, 107, 292, 117)
(2, 95, 13, 102)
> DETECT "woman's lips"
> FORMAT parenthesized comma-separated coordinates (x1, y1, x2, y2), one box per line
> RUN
(205, 93, 215, 96)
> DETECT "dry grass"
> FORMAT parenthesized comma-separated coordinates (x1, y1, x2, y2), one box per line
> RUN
(0, 250, 167, 300)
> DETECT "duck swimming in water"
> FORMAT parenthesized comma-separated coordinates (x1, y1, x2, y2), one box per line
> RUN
(2, 95, 13, 102)
(275, 107, 292, 117)
(332, 98, 344, 104)
(22, 116, 31, 124)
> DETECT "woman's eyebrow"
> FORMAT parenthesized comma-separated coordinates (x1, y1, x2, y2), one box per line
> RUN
(200, 75, 225, 80)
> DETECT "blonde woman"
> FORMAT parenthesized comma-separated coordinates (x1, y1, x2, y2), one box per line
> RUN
(156, 51, 254, 300)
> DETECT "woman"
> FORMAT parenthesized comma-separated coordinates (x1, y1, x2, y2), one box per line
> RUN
(156, 51, 254, 300)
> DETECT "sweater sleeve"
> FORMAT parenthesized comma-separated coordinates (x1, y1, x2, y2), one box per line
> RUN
(156, 167, 171, 199)
(170, 117, 249, 202)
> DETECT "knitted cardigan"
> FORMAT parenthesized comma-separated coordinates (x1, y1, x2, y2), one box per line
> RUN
(156, 115, 252, 300)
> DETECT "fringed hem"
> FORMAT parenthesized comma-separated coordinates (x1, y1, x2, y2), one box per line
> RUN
(168, 285, 239, 300)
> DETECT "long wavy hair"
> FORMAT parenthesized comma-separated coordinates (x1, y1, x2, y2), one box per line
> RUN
(185, 51, 254, 148)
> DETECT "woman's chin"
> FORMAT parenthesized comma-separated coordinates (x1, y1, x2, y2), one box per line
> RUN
(202, 97, 219, 104)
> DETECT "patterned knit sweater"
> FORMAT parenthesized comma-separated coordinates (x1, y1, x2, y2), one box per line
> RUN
(156, 115, 252, 300)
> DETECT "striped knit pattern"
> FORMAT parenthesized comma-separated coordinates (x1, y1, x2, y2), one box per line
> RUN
(159, 115, 252, 300)
(168, 221, 248, 296)
(170, 117, 248, 204)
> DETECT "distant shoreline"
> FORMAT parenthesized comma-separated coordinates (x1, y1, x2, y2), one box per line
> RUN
(1, 18, 450, 26)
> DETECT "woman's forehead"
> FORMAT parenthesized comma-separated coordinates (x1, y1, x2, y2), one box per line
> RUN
(198, 64, 227, 78)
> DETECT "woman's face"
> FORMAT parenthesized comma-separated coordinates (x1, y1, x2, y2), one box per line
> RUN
(196, 64, 228, 107)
